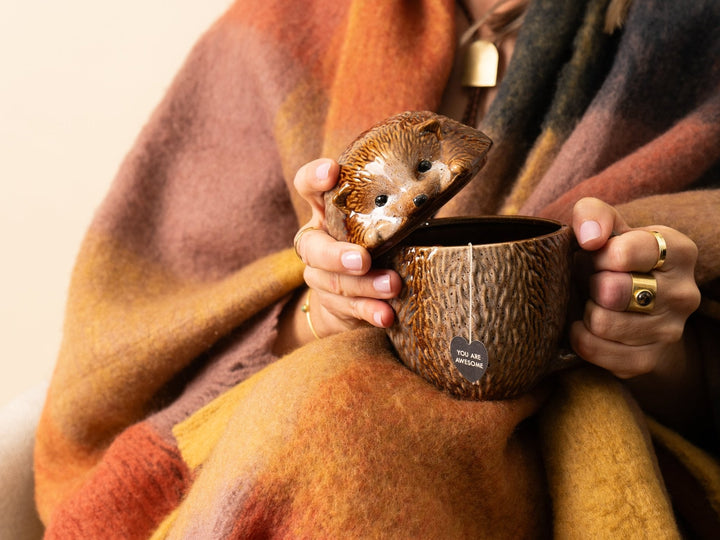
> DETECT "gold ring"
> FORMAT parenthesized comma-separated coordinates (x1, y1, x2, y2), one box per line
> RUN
(626, 272, 657, 314)
(649, 230, 667, 271)
(293, 226, 321, 261)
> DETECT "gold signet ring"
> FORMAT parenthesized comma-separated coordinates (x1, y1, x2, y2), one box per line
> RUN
(626, 272, 657, 314)
(649, 230, 667, 271)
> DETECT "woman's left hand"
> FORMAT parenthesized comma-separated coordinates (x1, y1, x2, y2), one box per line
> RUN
(569, 197, 701, 380)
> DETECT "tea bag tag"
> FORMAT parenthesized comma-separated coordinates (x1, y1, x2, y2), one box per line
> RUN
(450, 243, 489, 384)
(451, 336, 489, 383)
(462, 39, 499, 87)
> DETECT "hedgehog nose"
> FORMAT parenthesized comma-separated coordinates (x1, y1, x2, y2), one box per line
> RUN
(413, 194, 429, 207)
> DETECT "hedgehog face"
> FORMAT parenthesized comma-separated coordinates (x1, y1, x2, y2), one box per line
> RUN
(325, 111, 492, 253)
(333, 153, 453, 249)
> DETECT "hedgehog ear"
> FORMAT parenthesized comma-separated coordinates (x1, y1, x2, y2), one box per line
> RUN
(417, 117, 443, 140)
(331, 182, 353, 214)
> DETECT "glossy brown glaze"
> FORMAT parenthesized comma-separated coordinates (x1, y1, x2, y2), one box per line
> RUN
(385, 217, 573, 400)
(325, 111, 492, 255)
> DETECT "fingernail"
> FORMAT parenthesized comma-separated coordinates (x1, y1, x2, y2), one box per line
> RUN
(373, 274, 391, 293)
(579, 220, 601, 244)
(341, 251, 363, 271)
(373, 311, 385, 327)
(316, 161, 331, 180)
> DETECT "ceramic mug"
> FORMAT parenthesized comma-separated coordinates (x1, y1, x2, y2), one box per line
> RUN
(384, 216, 574, 400)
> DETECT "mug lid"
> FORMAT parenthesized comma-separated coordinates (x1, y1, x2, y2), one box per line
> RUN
(324, 111, 493, 256)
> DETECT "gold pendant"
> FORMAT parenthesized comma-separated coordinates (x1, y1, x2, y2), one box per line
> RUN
(461, 39, 499, 88)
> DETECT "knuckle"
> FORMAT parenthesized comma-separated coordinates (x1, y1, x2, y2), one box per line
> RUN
(292, 164, 308, 191)
(656, 227, 697, 268)
(327, 272, 344, 296)
(298, 231, 320, 267)
(666, 280, 701, 315)
(348, 298, 363, 321)
(297, 238, 309, 265)
(573, 327, 599, 361)
(594, 286, 614, 308)
(689, 285, 702, 312)
(663, 324, 684, 344)
(585, 305, 613, 338)
(594, 273, 625, 309)
(613, 369, 635, 380)
(606, 241, 631, 269)
(680, 283, 702, 313)
(624, 351, 655, 378)
(303, 266, 313, 283)
(302, 231, 332, 270)
(615, 367, 639, 380)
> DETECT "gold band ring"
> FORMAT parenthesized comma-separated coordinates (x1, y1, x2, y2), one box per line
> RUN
(626, 272, 657, 314)
(649, 230, 667, 271)
(293, 226, 321, 261)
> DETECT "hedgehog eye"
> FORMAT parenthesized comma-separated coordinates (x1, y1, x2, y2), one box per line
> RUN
(417, 160, 432, 173)
(375, 194, 388, 207)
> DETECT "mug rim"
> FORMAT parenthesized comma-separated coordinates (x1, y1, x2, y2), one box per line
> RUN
(393, 215, 570, 250)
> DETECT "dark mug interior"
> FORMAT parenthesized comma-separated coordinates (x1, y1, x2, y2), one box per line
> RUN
(394, 216, 565, 248)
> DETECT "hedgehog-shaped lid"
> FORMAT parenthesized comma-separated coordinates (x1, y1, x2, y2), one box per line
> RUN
(324, 111, 492, 255)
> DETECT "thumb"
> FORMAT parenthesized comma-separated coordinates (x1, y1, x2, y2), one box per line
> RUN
(572, 197, 631, 251)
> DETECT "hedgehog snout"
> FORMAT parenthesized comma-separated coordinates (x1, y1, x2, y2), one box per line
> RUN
(413, 194, 429, 207)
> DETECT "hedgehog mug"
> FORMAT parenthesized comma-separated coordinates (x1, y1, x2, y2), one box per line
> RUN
(384, 216, 575, 401)
(323, 111, 574, 400)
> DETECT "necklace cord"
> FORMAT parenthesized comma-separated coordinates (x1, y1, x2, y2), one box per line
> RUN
(456, 0, 528, 125)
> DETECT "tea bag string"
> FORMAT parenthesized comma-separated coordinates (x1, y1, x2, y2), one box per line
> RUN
(468, 242, 473, 343)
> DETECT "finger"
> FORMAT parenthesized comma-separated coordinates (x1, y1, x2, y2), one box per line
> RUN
(294, 226, 326, 264)
(573, 197, 632, 251)
(298, 228, 371, 275)
(293, 158, 339, 216)
(304, 266, 401, 300)
(587, 268, 699, 339)
(588, 271, 632, 312)
(589, 270, 668, 313)
(313, 289, 396, 329)
(569, 320, 656, 379)
(581, 299, 667, 346)
(635, 226, 698, 274)
(592, 227, 683, 273)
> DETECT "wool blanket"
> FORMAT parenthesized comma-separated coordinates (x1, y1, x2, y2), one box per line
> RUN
(35, 0, 720, 537)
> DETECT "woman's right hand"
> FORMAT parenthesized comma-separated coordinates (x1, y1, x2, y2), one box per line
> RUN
(291, 158, 402, 339)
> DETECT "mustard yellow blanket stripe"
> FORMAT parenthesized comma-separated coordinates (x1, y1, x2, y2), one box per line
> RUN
(49, 245, 304, 447)
(539, 367, 680, 538)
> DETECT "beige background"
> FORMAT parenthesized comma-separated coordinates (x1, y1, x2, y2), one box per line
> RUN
(1, 0, 232, 407)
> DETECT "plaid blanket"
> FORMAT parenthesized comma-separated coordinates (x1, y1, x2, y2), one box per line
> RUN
(36, 0, 720, 537)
